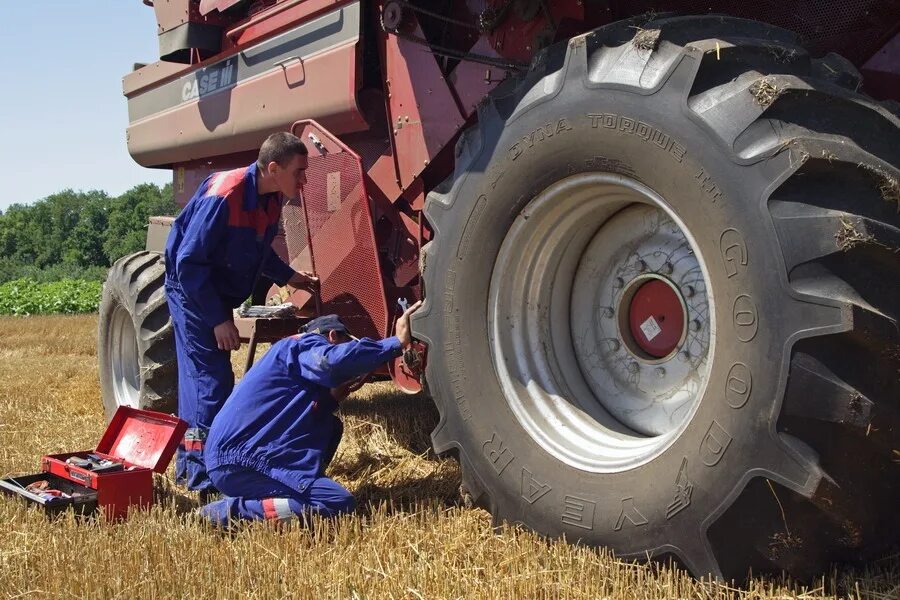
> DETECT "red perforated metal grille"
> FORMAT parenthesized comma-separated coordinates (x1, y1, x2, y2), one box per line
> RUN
(280, 148, 388, 339)
(610, 0, 899, 65)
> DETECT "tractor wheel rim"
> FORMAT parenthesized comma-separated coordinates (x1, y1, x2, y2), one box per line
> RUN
(110, 305, 141, 408)
(488, 173, 714, 472)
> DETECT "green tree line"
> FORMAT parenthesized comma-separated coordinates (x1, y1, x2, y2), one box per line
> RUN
(0, 183, 178, 284)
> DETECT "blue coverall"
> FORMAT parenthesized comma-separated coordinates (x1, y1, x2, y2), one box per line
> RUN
(199, 333, 403, 525)
(164, 163, 296, 492)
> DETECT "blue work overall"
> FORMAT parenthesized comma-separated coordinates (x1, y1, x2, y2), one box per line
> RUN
(199, 333, 403, 524)
(164, 163, 295, 492)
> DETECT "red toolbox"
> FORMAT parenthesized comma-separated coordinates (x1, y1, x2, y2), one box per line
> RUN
(0, 406, 186, 520)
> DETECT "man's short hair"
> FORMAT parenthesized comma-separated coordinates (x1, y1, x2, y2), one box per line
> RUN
(256, 132, 308, 170)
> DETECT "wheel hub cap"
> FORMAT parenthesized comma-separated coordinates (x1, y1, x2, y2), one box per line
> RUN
(626, 277, 686, 359)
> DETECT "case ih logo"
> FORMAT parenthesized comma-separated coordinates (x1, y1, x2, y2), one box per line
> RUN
(181, 58, 237, 102)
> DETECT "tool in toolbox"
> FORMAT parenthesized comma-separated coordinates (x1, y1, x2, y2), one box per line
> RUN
(0, 406, 186, 520)
(65, 453, 126, 473)
(0, 473, 97, 517)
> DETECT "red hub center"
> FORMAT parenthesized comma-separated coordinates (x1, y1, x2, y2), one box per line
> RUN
(627, 279, 685, 359)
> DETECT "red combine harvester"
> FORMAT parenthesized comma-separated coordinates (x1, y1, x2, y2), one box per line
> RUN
(99, 0, 899, 580)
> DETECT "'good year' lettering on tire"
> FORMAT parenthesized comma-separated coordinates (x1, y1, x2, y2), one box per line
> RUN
(522, 468, 552, 504)
(483, 432, 515, 475)
(719, 228, 748, 278)
(725, 363, 752, 409)
(700, 420, 733, 467)
(732, 294, 759, 342)
(561, 495, 595, 530)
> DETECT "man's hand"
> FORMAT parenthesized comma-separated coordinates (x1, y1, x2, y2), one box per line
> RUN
(395, 300, 422, 349)
(288, 270, 320, 293)
(213, 320, 241, 351)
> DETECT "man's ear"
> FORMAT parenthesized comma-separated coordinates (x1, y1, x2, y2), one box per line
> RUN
(266, 161, 279, 176)
(326, 330, 340, 344)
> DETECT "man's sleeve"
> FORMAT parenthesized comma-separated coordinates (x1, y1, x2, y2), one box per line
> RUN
(294, 336, 403, 388)
(174, 197, 230, 328)
(261, 250, 295, 287)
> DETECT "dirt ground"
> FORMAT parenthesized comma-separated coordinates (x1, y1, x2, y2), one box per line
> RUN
(0, 315, 896, 599)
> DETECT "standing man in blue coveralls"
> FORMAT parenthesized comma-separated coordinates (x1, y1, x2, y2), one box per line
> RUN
(165, 132, 320, 494)
(199, 302, 422, 525)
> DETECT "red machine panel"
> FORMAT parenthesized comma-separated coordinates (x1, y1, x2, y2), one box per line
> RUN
(199, 0, 245, 15)
(283, 120, 389, 340)
(126, 1, 366, 168)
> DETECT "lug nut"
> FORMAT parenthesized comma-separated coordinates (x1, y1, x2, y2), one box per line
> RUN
(604, 307, 615, 318)
(655, 367, 666, 378)
(613, 277, 625, 289)
(683, 285, 695, 298)
(628, 362, 640, 374)
(680, 350, 691, 361)
(608, 339, 621, 351)
(691, 319, 702, 332)
(662, 262, 674, 275)
(635, 260, 647, 272)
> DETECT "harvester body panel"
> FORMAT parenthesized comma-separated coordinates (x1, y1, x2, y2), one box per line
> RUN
(126, 1, 365, 168)
(123, 0, 900, 388)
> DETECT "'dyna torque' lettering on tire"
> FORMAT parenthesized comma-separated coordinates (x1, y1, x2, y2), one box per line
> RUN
(414, 15, 899, 581)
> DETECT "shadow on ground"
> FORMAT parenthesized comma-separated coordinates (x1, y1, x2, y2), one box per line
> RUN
(339, 385, 439, 455)
(153, 476, 206, 514)
(154, 384, 459, 516)
(351, 468, 462, 514)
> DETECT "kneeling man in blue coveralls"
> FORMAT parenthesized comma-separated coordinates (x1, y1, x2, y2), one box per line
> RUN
(199, 302, 421, 525)
(165, 132, 319, 494)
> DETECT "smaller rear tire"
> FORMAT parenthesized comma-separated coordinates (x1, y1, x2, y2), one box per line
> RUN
(98, 251, 177, 419)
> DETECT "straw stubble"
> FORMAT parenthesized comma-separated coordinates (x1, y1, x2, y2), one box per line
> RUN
(0, 315, 896, 599)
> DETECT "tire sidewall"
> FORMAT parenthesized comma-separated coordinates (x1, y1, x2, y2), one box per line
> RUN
(425, 70, 798, 551)
(98, 252, 175, 420)
(99, 269, 132, 419)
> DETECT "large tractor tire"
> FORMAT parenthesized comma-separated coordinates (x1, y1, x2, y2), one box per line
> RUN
(98, 251, 177, 419)
(415, 15, 899, 581)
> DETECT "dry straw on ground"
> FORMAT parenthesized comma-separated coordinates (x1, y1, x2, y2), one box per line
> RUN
(0, 315, 897, 599)
(749, 77, 780, 107)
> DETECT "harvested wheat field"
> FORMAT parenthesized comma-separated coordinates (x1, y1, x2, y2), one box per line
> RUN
(0, 315, 896, 599)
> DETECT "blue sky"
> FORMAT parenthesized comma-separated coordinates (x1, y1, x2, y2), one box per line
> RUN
(0, 2, 171, 211)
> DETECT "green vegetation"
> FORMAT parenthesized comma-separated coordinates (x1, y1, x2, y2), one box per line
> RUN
(0, 278, 102, 315)
(0, 183, 177, 284)
(0, 183, 177, 314)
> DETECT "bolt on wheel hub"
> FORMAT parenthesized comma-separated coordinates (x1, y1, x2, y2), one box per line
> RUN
(570, 202, 711, 439)
(489, 173, 714, 472)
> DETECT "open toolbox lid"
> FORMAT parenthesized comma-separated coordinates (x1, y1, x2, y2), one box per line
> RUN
(95, 407, 187, 473)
